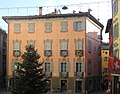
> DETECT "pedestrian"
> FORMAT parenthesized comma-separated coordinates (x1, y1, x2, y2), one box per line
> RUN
(105, 88, 111, 94)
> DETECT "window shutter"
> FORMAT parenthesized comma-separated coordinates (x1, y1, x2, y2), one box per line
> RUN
(45, 23, 51, 32)
(11, 62, 15, 71)
(14, 41, 20, 50)
(73, 22, 76, 30)
(73, 62, 76, 72)
(45, 41, 51, 50)
(58, 62, 61, 72)
(76, 40, 82, 50)
(61, 22, 67, 31)
(42, 62, 45, 72)
(81, 63, 85, 72)
(50, 62, 54, 72)
(66, 62, 70, 72)
(61, 41, 67, 50)
(14, 23, 20, 33)
(28, 23, 35, 32)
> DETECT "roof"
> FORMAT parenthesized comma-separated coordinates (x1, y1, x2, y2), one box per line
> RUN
(2, 12, 104, 29)
(105, 18, 112, 33)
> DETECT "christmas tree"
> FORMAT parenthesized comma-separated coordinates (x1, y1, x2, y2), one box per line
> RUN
(11, 45, 46, 94)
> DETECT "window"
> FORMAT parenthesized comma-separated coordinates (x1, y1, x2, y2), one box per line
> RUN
(45, 22, 52, 32)
(14, 23, 21, 33)
(58, 62, 70, 72)
(44, 41, 52, 50)
(27, 40, 35, 47)
(61, 21, 68, 32)
(11, 62, 20, 72)
(113, 22, 118, 39)
(104, 57, 108, 62)
(42, 62, 54, 72)
(104, 67, 108, 73)
(13, 41, 20, 56)
(60, 40, 68, 57)
(74, 62, 85, 72)
(73, 21, 84, 31)
(45, 62, 50, 72)
(75, 80, 82, 93)
(113, 49, 119, 58)
(75, 39, 82, 50)
(88, 40, 91, 53)
(88, 60, 91, 74)
(44, 40, 52, 56)
(28, 23, 35, 33)
(113, 0, 118, 15)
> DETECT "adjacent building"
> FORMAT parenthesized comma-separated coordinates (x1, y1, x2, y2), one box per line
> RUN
(0, 28, 7, 88)
(2, 8, 103, 93)
(101, 42, 109, 89)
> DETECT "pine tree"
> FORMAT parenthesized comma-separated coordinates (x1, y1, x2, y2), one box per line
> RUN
(11, 45, 46, 94)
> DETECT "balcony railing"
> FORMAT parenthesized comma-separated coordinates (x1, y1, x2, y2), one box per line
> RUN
(60, 72, 68, 78)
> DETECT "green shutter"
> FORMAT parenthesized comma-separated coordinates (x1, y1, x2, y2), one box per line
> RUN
(66, 62, 70, 72)
(73, 22, 76, 30)
(50, 62, 54, 72)
(42, 62, 45, 72)
(58, 62, 61, 72)
(73, 62, 76, 72)
(11, 62, 15, 71)
(81, 63, 85, 72)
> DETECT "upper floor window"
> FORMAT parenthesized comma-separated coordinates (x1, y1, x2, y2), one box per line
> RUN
(88, 59, 91, 74)
(104, 56, 109, 62)
(45, 22, 52, 33)
(113, 0, 118, 16)
(28, 23, 35, 33)
(44, 40, 52, 56)
(58, 62, 70, 72)
(103, 67, 108, 73)
(74, 62, 85, 72)
(42, 61, 54, 72)
(13, 40, 21, 57)
(61, 21, 68, 32)
(88, 40, 91, 53)
(27, 40, 35, 47)
(73, 21, 84, 31)
(113, 22, 119, 40)
(14, 23, 21, 33)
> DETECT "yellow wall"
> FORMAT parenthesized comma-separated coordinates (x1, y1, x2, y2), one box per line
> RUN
(113, 0, 120, 58)
(101, 50, 109, 79)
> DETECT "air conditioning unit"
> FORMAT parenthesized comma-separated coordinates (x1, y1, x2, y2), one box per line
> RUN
(44, 50, 52, 57)
(13, 50, 20, 57)
(75, 50, 83, 57)
(60, 50, 68, 57)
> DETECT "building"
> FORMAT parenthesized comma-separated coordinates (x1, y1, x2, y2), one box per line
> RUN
(2, 8, 103, 93)
(0, 28, 7, 88)
(101, 42, 109, 90)
(108, 0, 120, 93)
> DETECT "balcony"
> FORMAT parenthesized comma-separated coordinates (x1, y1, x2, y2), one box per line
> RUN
(45, 72, 52, 77)
(75, 72, 84, 78)
(60, 72, 68, 78)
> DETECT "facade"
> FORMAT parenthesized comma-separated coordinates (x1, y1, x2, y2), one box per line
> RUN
(111, 0, 120, 94)
(2, 9, 103, 93)
(101, 42, 109, 90)
(0, 28, 7, 88)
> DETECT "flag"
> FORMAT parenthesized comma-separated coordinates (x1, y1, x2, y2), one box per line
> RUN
(114, 56, 120, 73)
(108, 57, 114, 73)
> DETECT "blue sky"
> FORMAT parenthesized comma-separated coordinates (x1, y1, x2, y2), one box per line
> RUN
(0, 0, 111, 42)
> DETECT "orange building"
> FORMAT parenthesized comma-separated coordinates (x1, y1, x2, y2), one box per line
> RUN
(2, 9, 103, 93)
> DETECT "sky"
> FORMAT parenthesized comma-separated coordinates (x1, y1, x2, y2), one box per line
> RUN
(0, 0, 111, 42)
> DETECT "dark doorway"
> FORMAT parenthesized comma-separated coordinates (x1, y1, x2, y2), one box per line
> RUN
(61, 80, 67, 92)
(75, 80, 82, 93)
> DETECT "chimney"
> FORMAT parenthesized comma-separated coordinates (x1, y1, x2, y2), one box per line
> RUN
(39, 7, 42, 15)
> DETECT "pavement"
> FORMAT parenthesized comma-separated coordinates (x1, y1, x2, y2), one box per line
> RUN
(0, 89, 104, 94)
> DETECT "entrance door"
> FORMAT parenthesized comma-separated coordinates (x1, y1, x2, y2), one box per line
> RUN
(61, 80, 67, 92)
(75, 80, 82, 93)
